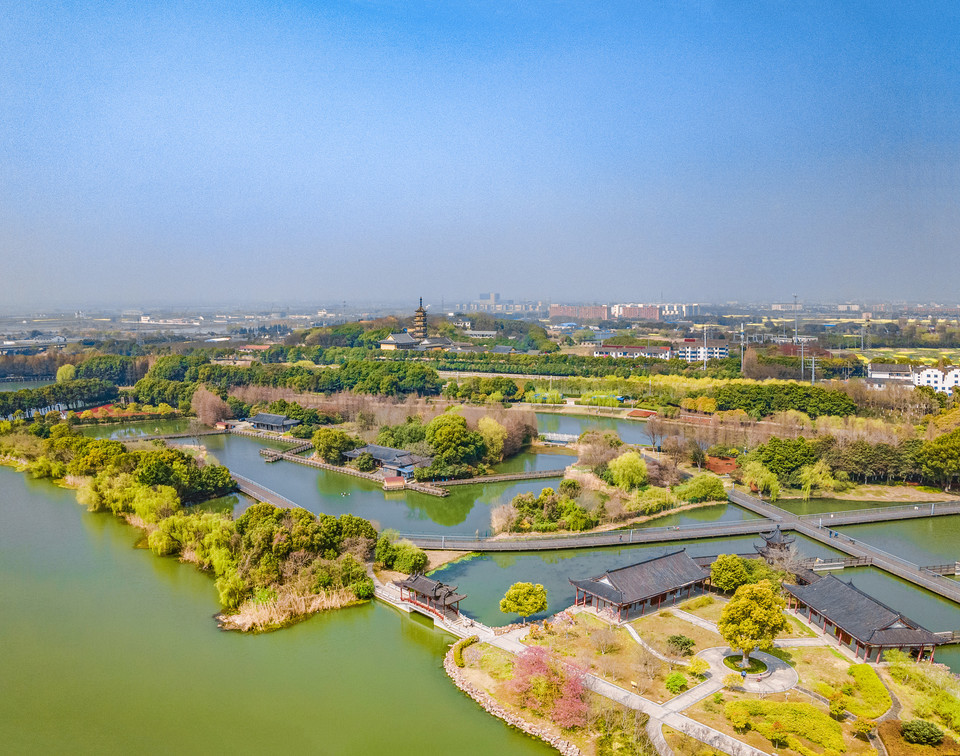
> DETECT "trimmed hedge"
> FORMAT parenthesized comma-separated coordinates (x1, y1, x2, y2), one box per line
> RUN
(725, 700, 844, 756)
(453, 635, 479, 668)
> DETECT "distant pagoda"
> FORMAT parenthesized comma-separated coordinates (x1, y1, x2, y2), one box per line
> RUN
(755, 525, 796, 560)
(411, 298, 428, 341)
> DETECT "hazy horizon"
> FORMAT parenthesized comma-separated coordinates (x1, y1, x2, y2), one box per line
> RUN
(3, 2, 959, 309)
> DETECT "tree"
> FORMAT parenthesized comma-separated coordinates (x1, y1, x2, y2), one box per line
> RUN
(689, 441, 707, 470)
(718, 580, 788, 667)
(687, 657, 710, 679)
(799, 459, 836, 500)
(312, 428, 359, 464)
(607, 451, 648, 490)
(593, 627, 619, 655)
(478, 416, 508, 464)
(191, 385, 231, 425)
(667, 634, 695, 656)
(354, 452, 375, 472)
(710, 554, 749, 593)
(425, 412, 485, 465)
(499, 582, 547, 624)
(56, 364, 76, 382)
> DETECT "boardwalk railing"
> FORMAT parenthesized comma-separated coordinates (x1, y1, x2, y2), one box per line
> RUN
(431, 467, 569, 487)
(395, 518, 774, 552)
(231, 473, 299, 509)
(799, 500, 960, 526)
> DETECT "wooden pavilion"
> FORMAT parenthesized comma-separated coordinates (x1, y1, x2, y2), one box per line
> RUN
(569, 549, 709, 622)
(755, 525, 795, 561)
(784, 575, 945, 662)
(396, 574, 466, 619)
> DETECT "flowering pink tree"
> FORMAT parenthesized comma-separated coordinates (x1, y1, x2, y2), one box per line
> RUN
(552, 665, 588, 729)
(508, 647, 587, 729)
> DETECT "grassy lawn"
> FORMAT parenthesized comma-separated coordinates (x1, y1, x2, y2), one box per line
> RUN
(685, 688, 877, 756)
(631, 609, 725, 656)
(874, 666, 960, 743)
(526, 612, 688, 704)
(781, 613, 818, 639)
(678, 594, 726, 624)
(662, 725, 723, 756)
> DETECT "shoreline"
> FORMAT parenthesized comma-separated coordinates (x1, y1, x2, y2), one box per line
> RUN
(443, 644, 582, 756)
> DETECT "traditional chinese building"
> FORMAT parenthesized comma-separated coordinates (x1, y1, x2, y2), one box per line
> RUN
(755, 525, 796, 561)
(569, 549, 709, 622)
(396, 574, 466, 619)
(784, 575, 945, 662)
(411, 298, 428, 341)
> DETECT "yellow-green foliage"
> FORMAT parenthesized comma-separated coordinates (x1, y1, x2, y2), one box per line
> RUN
(628, 486, 678, 514)
(80, 472, 182, 522)
(885, 650, 960, 733)
(453, 635, 479, 668)
(816, 664, 891, 719)
(724, 700, 845, 756)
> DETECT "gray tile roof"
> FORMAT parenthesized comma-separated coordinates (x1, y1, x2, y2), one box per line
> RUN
(570, 549, 708, 606)
(380, 332, 418, 345)
(784, 575, 943, 646)
(248, 412, 299, 427)
(396, 574, 466, 606)
(343, 444, 431, 468)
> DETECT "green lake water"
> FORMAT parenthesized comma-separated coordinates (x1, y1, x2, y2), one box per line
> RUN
(0, 379, 55, 392)
(0, 466, 551, 755)
(174, 433, 578, 536)
(839, 515, 960, 567)
(535, 411, 649, 444)
(79, 417, 193, 439)
(776, 497, 930, 516)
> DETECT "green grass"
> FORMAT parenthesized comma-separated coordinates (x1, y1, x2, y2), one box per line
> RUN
(723, 656, 768, 674)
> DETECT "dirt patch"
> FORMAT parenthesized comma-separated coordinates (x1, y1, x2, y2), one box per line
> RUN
(424, 550, 474, 571)
(631, 610, 724, 656)
(705, 457, 737, 475)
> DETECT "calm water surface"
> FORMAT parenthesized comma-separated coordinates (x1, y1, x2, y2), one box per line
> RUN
(0, 466, 550, 755)
(0, 379, 55, 392)
(80, 417, 192, 439)
(839, 515, 960, 567)
(535, 411, 649, 444)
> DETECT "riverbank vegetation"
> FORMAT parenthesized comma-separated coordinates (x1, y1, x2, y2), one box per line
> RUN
(0, 420, 379, 632)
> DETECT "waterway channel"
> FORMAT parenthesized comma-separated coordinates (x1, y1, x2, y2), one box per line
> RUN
(0, 466, 551, 755)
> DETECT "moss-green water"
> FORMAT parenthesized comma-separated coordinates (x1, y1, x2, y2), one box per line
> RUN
(0, 466, 551, 755)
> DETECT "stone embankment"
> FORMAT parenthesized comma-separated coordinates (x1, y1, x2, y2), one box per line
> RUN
(443, 646, 581, 756)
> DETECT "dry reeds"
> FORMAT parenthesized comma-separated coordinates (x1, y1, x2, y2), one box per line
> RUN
(217, 586, 356, 632)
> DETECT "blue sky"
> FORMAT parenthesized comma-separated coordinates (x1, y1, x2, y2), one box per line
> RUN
(2, 1, 958, 308)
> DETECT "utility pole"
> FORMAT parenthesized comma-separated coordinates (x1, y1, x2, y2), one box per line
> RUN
(740, 322, 745, 375)
(703, 324, 708, 370)
(800, 340, 805, 381)
(793, 293, 799, 343)
(810, 353, 817, 384)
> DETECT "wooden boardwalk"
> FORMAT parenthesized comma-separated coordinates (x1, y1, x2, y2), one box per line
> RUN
(431, 467, 569, 487)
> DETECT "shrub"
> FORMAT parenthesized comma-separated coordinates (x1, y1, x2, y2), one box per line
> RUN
(723, 673, 743, 690)
(667, 634, 695, 656)
(852, 717, 875, 739)
(725, 700, 845, 756)
(684, 595, 714, 610)
(453, 635, 479, 668)
(673, 474, 726, 503)
(901, 719, 944, 746)
(665, 672, 688, 694)
(687, 658, 710, 679)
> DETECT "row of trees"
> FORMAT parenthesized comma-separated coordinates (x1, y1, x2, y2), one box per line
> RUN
(739, 430, 960, 489)
(0, 378, 119, 418)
